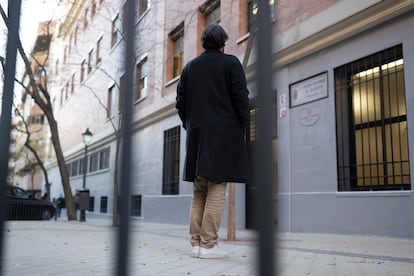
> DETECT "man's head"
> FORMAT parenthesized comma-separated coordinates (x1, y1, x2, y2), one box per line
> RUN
(201, 24, 228, 50)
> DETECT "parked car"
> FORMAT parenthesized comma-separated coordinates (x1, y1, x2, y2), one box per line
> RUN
(6, 186, 55, 220)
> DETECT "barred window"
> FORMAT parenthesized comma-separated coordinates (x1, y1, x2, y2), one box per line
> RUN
(130, 195, 142, 216)
(89, 196, 95, 212)
(335, 44, 410, 191)
(100, 196, 108, 213)
(162, 126, 181, 195)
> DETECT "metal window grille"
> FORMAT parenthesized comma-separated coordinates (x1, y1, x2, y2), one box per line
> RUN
(335, 44, 410, 191)
(100, 196, 108, 213)
(130, 195, 142, 216)
(162, 126, 180, 195)
(88, 196, 95, 212)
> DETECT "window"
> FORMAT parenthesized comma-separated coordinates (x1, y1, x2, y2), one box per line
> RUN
(89, 151, 99, 172)
(134, 56, 147, 101)
(63, 46, 67, 64)
(79, 158, 85, 174)
(241, 0, 274, 35)
(119, 74, 125, 111)
(138, 0, 148, 17)
(69, 34, 72, 53)
(107, 84, 114, 118)
(83, 7, 89, 29)
(247, 0, 257, 33)
(90, 0, 96, 19)
(88, 148, 110, 173)
(167, 22, 184, 80)
(335, 44, 410, 191)
(70, 160, 79, 177)
(99, 148, 110, 170)
(162, 126, 180, 195)
(71, 73, 75, 94)
(60, 88, 64, 106)
(200, 0, 220, 25)
(130, 195, 142, 216)
(100, 196, 108, 213)
(80, 60, 86, 82)
(87, 49, 93, 74)
(198, 0, 220, 53)
(111, 14, 121, 48)
(65, 82, 69, 100)
(27, 115, 44, 125)
(55, 59, 59, 75)
(96, 36, 102, 64)
(89, 196, 95, 212)
(74, 26, 78, 46)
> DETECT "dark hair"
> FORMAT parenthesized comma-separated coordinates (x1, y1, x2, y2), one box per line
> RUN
(201, 24, 228, 50)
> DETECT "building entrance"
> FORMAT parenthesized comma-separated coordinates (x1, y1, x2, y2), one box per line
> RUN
(245, 103, 278, 229)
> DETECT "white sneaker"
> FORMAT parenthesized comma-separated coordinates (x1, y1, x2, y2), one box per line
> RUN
(191, 246, 200, 258)
(199, 244, 228, 259)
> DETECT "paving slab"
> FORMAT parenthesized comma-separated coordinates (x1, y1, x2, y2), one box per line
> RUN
(2, 216, 414, 276)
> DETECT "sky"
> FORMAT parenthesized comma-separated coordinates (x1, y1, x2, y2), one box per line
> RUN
(0, 0, 60, 113)
(0, 0, 59, 53)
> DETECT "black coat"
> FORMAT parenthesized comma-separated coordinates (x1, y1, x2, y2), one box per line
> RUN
(176, 49, 250, 183)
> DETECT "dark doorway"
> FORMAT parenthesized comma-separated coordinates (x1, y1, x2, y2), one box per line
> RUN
(246, 99, 278, 229)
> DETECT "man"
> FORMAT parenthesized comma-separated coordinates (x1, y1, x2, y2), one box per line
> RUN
(56, 194, 65, 218)
(176, 24, 250, 259)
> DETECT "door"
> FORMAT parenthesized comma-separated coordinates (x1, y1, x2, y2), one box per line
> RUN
(246, 100, 278, 229)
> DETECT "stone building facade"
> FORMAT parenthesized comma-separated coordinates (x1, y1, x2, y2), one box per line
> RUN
(39, 0, 414, 238)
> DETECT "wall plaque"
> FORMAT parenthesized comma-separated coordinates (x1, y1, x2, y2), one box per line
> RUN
(299, 108, 320, 126)
(289, 72, 328, 107)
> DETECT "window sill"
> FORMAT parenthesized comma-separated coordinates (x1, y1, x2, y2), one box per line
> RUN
(134, 95, 146, 105)
(165, 76, 180, 88)
(237, 33, 250, 45)
(335, 190, 412, 198)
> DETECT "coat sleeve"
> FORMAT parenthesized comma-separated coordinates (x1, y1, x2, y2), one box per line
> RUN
(176, 66, 187, 129)
(229, 58, 249, 128)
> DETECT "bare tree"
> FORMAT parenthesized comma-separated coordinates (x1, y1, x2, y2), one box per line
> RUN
(0, 5, 77, 220)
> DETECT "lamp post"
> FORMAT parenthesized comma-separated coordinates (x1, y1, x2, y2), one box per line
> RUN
(80, 128, 93, 222)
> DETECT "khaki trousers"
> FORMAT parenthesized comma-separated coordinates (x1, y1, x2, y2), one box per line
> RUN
(189, 176, 227, 249)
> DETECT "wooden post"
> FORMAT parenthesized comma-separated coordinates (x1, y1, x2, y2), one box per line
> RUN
(227, 182, 236, 240)
(225, 32, 254, 242)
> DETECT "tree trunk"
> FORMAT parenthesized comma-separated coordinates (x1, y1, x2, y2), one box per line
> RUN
(47, 116, 77, 220)
(227, 183, 236, 240)
(112, 131, 121, 226)
(1, 5, 76, 220)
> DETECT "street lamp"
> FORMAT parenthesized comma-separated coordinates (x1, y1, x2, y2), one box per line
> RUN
(80, 128, 93, 222)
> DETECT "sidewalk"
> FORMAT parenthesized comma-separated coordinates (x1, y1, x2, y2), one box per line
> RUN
(2, 216, 414, 276)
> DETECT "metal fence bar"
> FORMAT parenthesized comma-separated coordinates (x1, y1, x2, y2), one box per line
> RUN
(255, 1, 277, 275)
(0, 1, 22, 275)
(115, 0, 136, 275)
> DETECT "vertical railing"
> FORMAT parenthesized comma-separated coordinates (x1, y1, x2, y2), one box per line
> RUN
(0, 2, 22, 276)
(0, 1, 278, 276)
(255, 1, 277, 275)
(115, 0, 136, 275)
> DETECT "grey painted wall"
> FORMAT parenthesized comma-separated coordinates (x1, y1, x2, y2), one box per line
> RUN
(277, 11, 414, 238)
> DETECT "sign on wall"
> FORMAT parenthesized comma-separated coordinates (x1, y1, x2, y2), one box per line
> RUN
(289, 72, 328, 107)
